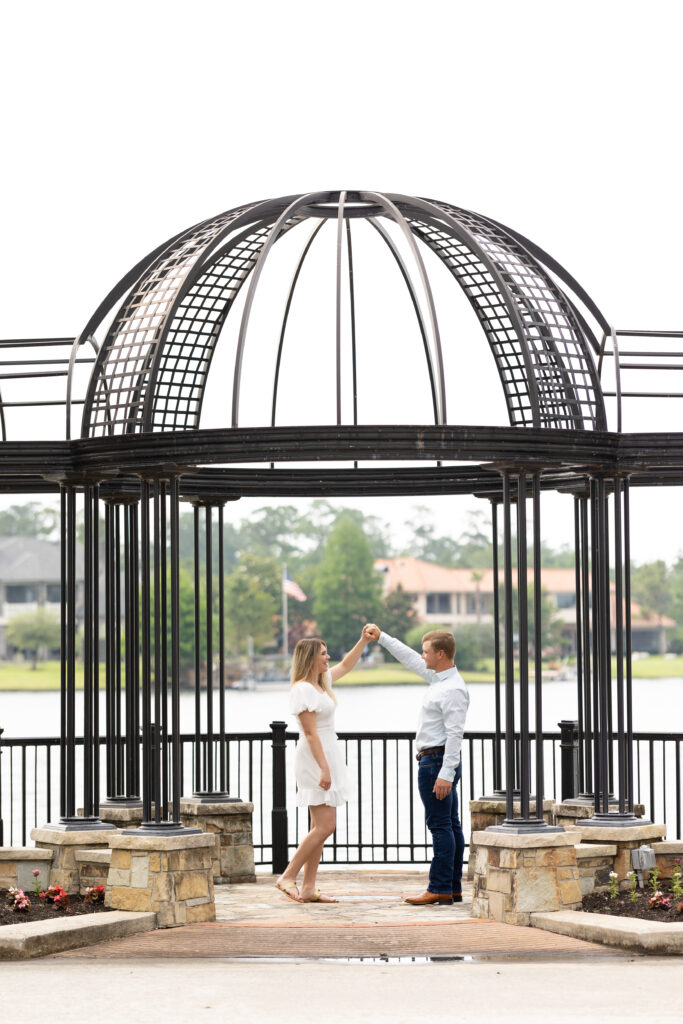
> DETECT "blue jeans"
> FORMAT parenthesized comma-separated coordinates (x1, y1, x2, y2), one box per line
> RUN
(417, 753, 464, 895)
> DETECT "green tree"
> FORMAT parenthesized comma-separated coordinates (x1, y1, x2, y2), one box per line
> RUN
(450, 624, 495, 671)
(405, 506, 461, 565)
(380, 584, 418, 642)
(503, 585, 566, 656)
(452, 510, 493, 569)
(0, 502, 59, 538)
(631, 560, 672, 654)
(225, 553, 280, 655)
(313, 516, 382, 657)
(6, 609, 60, 668)
(176, 564, 207, 668)
(404, 622, 451, 651)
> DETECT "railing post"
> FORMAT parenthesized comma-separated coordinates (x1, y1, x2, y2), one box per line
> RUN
(270, 720, 289, 873)
(559, 720, 580, 801)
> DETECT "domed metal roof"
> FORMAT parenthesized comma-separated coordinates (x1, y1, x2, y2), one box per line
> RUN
(77, 191, 608, 438)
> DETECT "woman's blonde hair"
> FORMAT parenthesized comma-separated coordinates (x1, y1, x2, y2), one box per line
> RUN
(290, 637, 337, 704)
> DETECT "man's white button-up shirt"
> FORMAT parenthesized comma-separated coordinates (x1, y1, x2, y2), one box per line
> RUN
(378, 631, 470, 783)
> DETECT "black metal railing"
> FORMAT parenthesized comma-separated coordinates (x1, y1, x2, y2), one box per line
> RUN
(1, 726, 682, 863)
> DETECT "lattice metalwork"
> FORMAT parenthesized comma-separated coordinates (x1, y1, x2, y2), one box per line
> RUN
(79, 191, 607, 437)
(149, 215, 303, 432)
(409, 198, 606, 430)
(83, 203, 261, 437)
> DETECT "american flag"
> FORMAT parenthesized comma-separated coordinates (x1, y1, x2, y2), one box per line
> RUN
(283, 571, 307, 602)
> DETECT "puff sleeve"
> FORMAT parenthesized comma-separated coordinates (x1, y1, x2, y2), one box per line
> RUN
(290, 682, 322, 716)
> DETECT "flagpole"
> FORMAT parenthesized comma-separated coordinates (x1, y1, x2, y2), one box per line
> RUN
(282, 564, 289, 659)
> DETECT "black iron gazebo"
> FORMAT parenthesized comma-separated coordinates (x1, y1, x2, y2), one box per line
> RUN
(3, 189, 680, 837)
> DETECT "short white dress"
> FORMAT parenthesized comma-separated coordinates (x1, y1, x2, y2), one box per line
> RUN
(290, 676, 352, 807)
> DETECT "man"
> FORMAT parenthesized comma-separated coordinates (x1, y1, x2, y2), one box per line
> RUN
(363, 623, 469, 905)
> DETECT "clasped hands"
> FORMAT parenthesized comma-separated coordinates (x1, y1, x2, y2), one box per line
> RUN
(362, 623, 380, 642)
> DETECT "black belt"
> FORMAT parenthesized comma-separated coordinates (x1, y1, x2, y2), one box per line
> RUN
(416, 746, 445, 762)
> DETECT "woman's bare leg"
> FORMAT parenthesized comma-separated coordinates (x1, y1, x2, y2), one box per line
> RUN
(276, 804, 336, 899)
(299, 805, 336, 900)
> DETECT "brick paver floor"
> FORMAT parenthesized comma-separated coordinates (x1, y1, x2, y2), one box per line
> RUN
(54, 870, 633, 961)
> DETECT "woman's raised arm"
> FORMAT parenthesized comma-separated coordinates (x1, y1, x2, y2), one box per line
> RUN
(329, 633, 370, 684)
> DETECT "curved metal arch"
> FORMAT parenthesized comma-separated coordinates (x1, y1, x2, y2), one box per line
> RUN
(78, 224, 192, 436)
(390, 193, 543, 428)
(422, 198, 606, 429)
(359, 191, 447, 425)
(231, 191, 333, 428)
(79, 190, 609, 438)
(335, 191, 347, 425)
(139, 198, 295, 432)
(366, 218, 440, 425)
(65, 333, 102, 440)
(450, 202, 607, 427)
(346, 219, 358, 429)
(82, 198, 291, 437)
(149, 213, 304, 433)
(481, 212, 611, 343)
(271, 219, 327, 427)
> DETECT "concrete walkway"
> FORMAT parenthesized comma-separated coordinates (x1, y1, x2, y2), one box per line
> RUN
(2, 870, 682, 1023)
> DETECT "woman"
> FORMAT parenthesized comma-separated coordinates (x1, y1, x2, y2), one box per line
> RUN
(275, 633, 369, 903)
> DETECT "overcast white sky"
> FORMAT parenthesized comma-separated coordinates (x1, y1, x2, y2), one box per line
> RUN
(1, 0, 682, 564)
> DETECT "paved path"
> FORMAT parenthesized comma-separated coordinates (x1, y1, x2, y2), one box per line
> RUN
(55, 870, 627, 961)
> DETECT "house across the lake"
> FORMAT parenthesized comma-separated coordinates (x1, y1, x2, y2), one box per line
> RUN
(0, 537, 76, 659)
(374, 556, 674, 654)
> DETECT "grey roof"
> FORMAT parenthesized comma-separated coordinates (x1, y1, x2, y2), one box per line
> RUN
(0, 536, 68, 583)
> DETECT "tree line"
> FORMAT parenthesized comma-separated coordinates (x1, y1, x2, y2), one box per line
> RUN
(2, 500, 681, 667)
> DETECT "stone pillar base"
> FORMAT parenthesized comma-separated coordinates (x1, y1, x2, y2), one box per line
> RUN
(554, 800, 645, 830)
(575, 843, 618, 895)
(74, 849, 112, 894)
(106, 832, 216, 928)
(468, 799, 555, 879)
(471, 829, 581, 926)
(0, 847, 54, 892)
(30, 827, 119, 893)
(94, 803, 144, 830)
(652, 840, 683, 880)
(567, 822, 667, 881)
(179, 799, 256, 883)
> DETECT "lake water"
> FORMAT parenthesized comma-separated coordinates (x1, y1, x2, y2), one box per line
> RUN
(2, 676, 682, 737)
(2, 677, 681, 853)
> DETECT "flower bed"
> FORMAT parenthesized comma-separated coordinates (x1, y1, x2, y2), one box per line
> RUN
(583, 862, 683, 923)
(1, 882, 108, 927)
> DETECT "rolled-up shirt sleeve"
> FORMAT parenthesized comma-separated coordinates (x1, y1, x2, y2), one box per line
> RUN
(439, 685, 469, 782)
(378, 631, 432, 682)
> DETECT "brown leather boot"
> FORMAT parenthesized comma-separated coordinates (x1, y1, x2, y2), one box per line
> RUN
(403, 890, 453, 906)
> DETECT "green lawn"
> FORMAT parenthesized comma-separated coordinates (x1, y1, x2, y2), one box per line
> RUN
(2, 655, 683, 691)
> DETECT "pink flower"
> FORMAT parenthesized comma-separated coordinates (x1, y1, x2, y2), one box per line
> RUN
(32, 869, 40, 876)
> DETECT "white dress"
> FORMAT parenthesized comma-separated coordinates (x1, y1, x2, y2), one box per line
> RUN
(290, 677, 351, 807)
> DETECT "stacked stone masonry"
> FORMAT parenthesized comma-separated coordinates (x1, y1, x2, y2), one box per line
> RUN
(30, 828, 119, 894)
(74, 849, 111, 894)
(651, 841, 683, 880)
(0, 848, 53, 892)
(574, 843, 617, 895)
(567, 823, 667, 883)
(179, 800, 256, 883)
(471, 831, 582, 926)
(467, 799, 555, 879)
(106, 832, 216, 928)
(554, 800, 646, 830)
